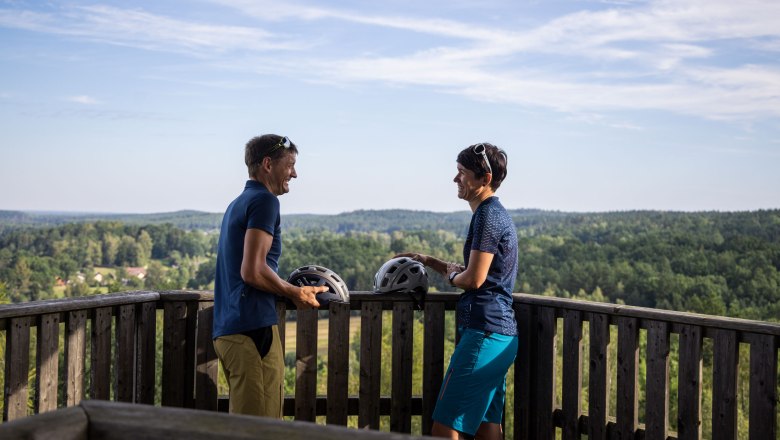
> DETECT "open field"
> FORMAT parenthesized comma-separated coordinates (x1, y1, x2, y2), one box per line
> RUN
(282, 316, 361, 356)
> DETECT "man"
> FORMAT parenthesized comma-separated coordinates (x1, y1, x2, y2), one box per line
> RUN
(213, 134, 326, 418)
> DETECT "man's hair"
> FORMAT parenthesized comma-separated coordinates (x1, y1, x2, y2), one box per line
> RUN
(245, 134, 299, 177)
(456, 143, 508, 191)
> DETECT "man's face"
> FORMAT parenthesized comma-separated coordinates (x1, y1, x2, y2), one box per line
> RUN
(269, 152, 297, 196)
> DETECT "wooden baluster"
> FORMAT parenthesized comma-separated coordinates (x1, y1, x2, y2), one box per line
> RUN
(91, 307, 112, 401)
(358, 301, 382, 430)
(422, 301, 445, 436)
(35, 313, 60, 413)
(327, 301, 350, 426)
(748, 333, 777, 440)
(712, 329, 738, 440)
(645, 320, 670, 440)
(562, 309, 583, 440)
(391, 301, 413, 434)
(677, 324, 703, 440)
(535, 306, 557, 440)
(65, 310, 87, 407)
(588, 313, 610, 440)
(295, 308, 318, 422)
(615, 317, 639, 440)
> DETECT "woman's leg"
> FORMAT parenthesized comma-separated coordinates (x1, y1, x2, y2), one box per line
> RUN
(474, 422, 503, 440)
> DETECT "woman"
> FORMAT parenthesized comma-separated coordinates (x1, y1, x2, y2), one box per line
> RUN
(398, 142, 518, 440)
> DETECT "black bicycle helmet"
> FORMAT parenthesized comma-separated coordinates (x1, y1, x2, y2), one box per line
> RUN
(287, 265, 349, 307)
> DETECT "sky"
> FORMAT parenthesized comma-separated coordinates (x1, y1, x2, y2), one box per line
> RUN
(1, 0, 779, 215)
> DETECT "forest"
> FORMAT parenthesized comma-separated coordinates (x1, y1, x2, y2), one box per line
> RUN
(1, 208, 778, 322)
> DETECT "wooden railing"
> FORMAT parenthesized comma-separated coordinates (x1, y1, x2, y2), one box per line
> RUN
(1, 291, 778, 439)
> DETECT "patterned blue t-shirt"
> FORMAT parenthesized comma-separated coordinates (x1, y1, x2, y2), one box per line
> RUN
(457, 197, 518, 336)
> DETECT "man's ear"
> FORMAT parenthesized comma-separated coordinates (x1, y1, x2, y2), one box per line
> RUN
(261, 156, 273, 172)
(483, 173, 493, 187)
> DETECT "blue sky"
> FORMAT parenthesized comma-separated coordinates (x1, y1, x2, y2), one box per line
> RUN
(1, 0, 778, 215)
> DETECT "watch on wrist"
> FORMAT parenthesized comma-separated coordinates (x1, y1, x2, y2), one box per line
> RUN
(448, 271, 459, 286)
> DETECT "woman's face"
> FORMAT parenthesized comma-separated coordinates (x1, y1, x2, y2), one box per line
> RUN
(453, 162, 488, 202)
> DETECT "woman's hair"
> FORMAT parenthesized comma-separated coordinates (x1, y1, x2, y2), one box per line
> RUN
(245, 134, 299, 178)
(456, 142, 508, 191)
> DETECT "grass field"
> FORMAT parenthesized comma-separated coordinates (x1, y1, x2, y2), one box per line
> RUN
(282, 316, 362, 356)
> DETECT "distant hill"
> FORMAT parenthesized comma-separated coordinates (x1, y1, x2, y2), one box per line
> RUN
(0, 210, 223, 232)
(3, 208, 779, 239)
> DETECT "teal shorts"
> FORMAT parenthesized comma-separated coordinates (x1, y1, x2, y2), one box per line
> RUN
(432, 328, 518, 436)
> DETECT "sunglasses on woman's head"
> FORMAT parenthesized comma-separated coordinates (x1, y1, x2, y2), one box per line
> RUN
(472, 143, 492, 175)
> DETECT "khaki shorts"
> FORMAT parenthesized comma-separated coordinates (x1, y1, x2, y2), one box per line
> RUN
(213, 325, 284, 418)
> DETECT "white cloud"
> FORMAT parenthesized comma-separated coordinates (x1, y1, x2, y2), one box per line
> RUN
(66, 95, 100, 105)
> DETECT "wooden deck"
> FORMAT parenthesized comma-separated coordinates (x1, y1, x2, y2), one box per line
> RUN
(1, 290, 778, 439)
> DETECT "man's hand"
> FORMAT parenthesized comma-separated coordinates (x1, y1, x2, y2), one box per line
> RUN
(293, 285, 327, 309)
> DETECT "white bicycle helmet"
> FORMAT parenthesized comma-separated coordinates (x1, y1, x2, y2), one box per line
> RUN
(373, 257, 429, 294)
(287, 265, 350, 307)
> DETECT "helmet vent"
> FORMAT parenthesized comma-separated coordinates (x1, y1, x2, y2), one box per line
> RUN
(387, 266, 397, 273)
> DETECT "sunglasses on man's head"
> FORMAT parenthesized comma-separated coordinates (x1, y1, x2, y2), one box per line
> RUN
(472, 143, 492, 175)
(267, 136, 292, 155)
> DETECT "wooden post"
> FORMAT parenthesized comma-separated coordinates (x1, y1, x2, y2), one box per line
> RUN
(588, 313, 610, 440)
(677, 324, 703, 440)
(562, 309, 583, 440)
(135, 302, 157, 405)
(65, 310, 87, 407)
(195, 302, 218, 411)
(358, 301, 382, 430)
(35, 313, 60, 413)
(712, 329, 738, 440)
(4, 316, 32, 421)
(115, 304, 136, 403)
(748, 333, 777, 440)
(162, 301, 188, 407)
(615, 317, 639, 440)
(535, 307, 557, 440)
(422, 301, 445, 435)
(390, 301, 413, 434)
(645, 320, 670, 440)
(295, 308, 318, 422)
(326, 301, 350, 426)
(91, 307, 113, 401)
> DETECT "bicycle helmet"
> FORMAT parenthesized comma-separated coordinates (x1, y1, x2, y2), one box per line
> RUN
(373, 257, 429, 294)
(287, 265, 349, 307)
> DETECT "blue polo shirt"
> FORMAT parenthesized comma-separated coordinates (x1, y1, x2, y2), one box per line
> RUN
(213, 180, 282, 339)
(457, 197, 518, 336)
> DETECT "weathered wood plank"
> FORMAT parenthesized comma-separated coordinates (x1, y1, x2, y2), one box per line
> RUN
(0, 405, 88, 440)
(4, 316, 32, 421)
(561, 309, 583, 440)
(295, 308, 318, 422)
(422, 301, 445, 436)
(645, 320, 670, 440)
(535, 306, 557, 440)
(35, 313, 60, 414)
(327, 302, 350, 425)
(588, 313, 610, 440)
(391, 302, 414, 434)
(359, 301, 383, 430)
(115, 304, 135, 403)
(748, 333, 777, 440)
(677, 324, 703, 440)
(162, 301, 188, 407)
(615, 317, 639, 440)
(136, 302, 157, 405)
(195, 301, 218, 411)
(0, 291, 159, 320)
(66, 309, 87, 406)
(184, 301, 199, 408)
(79, 399, 426, 440)
(90, 307, 113, 401)
(515, 303, 536, 440)
(712, 329, 738, 440)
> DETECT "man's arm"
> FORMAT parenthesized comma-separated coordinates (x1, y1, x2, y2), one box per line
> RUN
(240, 228, 323, 309)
